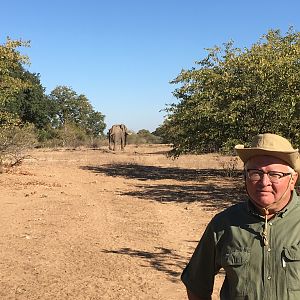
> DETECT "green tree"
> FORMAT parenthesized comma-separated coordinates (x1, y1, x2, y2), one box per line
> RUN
(15, 71, 55, 129)
(49, 85, 106, 137)
(137, 129, 162, 144)
(152, 123, 172, 144)
(0, 37, 56, 142)
(49, 86, 78, 127)
(0, 37, 42, 167)
(84, 110, 106, 137)
(0, 38, 106, 150)
(166, 28, 300, 156)
(0, 37, 31, 127)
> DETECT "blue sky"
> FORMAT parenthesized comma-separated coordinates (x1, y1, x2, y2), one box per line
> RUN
(1, 1, 300, 132)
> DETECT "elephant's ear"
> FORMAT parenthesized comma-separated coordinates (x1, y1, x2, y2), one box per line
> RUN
(120, 124, 127, 131)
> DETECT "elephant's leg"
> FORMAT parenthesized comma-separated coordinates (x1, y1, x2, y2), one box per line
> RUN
(113, 139, 117, 151)
(119, 135, 124, 150)
(109, 135, 112, 150)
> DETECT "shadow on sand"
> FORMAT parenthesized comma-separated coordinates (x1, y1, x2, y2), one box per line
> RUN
(101, 246, 187, 282)
(88, 163, 243, 281)
(80, 163, 248, 210)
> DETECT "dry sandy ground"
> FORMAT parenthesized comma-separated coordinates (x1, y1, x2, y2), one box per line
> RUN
(0, 144, 245, 300)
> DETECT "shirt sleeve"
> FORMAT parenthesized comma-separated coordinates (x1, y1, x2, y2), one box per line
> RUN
(181, 220, 220, 298)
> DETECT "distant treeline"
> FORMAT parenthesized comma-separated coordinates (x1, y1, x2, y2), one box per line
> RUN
(2, 27, 300, 165)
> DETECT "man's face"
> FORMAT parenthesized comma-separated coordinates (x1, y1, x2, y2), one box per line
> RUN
(245, 155, 298, 211)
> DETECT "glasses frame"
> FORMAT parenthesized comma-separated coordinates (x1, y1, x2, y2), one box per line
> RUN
(246, 169, 292, 183)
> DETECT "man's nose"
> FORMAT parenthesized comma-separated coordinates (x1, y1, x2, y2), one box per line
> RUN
(260, 173, 272, 185)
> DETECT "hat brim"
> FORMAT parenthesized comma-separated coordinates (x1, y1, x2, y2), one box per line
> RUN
(235, 145, 299, 171)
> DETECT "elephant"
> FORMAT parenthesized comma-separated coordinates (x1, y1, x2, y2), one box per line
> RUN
(108, 124, 129, 151)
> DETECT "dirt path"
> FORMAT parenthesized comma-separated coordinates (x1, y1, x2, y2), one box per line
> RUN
(0, 145, 243, 299)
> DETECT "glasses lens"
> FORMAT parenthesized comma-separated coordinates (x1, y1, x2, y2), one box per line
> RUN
(267, 172, 284, 182)
(247, 170, 263, 181)
(247, 170, 289, 183)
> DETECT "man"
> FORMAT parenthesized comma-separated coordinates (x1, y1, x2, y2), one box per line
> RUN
(181, 133, 300, 300)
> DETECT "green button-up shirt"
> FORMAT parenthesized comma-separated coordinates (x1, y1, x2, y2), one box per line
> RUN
(181, 191, 300, 300)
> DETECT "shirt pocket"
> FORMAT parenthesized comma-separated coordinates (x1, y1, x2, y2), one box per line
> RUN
(283, 245, 300, 291)
(221, 249, 250, 297)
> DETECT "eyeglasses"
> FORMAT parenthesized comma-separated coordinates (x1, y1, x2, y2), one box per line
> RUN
(246, 169, 292, 183)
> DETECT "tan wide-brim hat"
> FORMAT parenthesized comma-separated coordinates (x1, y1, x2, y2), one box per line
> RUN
(235, 133, 300, 172)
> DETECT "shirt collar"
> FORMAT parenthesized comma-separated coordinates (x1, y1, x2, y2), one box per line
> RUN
(247, 190, 300, 218)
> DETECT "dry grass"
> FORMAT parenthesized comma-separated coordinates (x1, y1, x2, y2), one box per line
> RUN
(0, 144, 246, 300)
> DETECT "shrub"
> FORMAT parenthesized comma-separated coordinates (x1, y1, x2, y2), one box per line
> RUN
(0, 123, 37, 171)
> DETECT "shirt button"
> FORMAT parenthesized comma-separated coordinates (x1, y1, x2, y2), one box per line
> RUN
(267, 276, 271, 280)
(269, 222, 273, 226)
(267, 248, 271, 252)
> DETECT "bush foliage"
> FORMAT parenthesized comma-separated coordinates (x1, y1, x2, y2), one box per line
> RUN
(163, 28, 300, 156)
(0, 37, 107, 166)
(0, 123, 37, 170)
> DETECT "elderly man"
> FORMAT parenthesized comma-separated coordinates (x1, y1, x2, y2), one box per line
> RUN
(181, 133, 300, 300)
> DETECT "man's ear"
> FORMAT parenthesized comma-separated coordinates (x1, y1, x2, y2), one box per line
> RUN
(290, 172, 299, 189)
